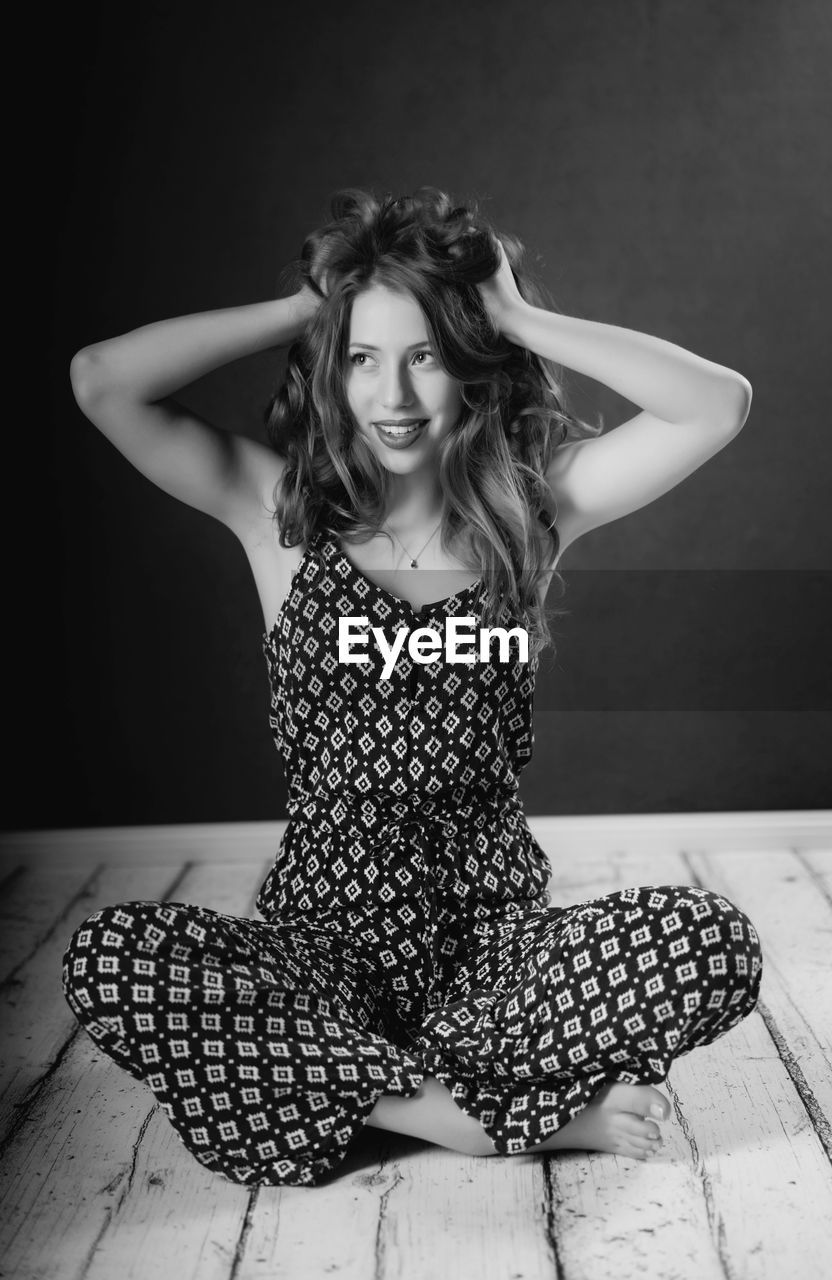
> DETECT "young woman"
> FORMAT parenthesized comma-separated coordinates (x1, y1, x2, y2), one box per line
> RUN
(62, 188, 762, 1187)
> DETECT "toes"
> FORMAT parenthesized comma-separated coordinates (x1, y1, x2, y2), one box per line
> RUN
(621, 1141, 655, 1161)
(646, 1088, 671, 1121)
(620, 1113, 662, 1142)
(622, 1136, 664, 1161)
(624, 1136, 655, 1157)
(595, 1082, 671, 1122)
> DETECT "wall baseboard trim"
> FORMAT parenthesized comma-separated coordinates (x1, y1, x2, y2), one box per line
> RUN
(1, 811, 830, 868)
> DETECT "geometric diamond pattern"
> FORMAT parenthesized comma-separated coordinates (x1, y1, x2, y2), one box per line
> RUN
(62, 530, 764, 1185)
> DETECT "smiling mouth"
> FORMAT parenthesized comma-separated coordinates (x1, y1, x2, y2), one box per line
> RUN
(373, 419, 429, 438)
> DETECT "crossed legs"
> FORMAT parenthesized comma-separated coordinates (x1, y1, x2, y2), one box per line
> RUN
(366, 1076, 669, 1160)
(367, 884, 763, 1162)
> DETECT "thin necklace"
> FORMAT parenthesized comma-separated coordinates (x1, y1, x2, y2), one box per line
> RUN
(382, 518, 443, 568)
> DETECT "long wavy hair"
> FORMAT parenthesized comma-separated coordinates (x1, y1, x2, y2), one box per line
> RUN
(264, 186, 601, 660)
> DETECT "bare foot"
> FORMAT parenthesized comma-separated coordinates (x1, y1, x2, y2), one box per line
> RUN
(525, 1082, 671, 1160)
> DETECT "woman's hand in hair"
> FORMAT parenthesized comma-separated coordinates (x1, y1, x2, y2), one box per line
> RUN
(309, 239, 336, 301)
(476, 238, 525, 335)
(287, 284, 324, 339)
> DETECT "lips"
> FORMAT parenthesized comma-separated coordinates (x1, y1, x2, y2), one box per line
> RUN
(372, 419, 429, 447)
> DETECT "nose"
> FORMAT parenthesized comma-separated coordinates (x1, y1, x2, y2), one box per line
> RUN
(380, 359, 415, 411)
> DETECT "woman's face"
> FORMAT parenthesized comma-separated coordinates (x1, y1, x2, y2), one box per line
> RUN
(344, 284, 464, 473)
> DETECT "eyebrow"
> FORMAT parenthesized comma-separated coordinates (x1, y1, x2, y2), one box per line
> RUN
(348, 341, 433, 351)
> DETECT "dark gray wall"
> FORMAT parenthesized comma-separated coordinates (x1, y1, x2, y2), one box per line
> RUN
(11, 0, 831, 829)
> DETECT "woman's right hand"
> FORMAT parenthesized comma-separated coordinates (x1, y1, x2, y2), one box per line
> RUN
(288, 284, 324, 337)
(307, 237, 336, 303)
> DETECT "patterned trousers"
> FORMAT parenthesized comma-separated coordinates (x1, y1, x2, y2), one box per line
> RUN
(62, 884, 763, 1187)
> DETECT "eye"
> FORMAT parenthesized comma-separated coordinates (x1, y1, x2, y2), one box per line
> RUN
(349, 352, 372, 367)
(412, 350, 434, 366)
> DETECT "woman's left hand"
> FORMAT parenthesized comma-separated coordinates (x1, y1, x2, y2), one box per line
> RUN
(476, 238, 524, 333)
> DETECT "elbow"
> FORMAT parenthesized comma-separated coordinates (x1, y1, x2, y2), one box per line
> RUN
(703, 371, 752, 435)
(69, 347, 108, 410)
(722, 373, 753, 434)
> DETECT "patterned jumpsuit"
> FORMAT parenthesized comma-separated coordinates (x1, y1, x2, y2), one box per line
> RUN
(62, 528, 763, 1187)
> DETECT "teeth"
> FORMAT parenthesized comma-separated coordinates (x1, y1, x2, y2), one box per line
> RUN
(378, 422, 425, 437)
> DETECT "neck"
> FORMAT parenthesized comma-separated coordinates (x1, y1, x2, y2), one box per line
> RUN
(384, 473, 444, 532)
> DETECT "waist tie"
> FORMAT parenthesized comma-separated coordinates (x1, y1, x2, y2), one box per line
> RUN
(284, 783, 524, 972)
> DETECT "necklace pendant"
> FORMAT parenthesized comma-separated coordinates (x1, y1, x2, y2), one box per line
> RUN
(410, 558, 418, 568)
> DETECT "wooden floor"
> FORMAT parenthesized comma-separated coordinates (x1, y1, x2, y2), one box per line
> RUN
(1, 815, 830, 1280)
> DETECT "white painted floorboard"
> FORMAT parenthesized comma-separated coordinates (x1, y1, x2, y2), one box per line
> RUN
(0, 818, 830, 1280)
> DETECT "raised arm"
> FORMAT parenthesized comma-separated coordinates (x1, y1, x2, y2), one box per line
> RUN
(69, 288, 320, 536)
(478, 243, 752, 554)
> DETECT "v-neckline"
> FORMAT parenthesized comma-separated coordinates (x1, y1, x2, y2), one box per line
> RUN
(328, 533, 483, 617)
